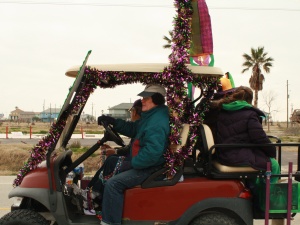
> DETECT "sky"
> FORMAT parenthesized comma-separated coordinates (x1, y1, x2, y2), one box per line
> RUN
(0, 0, 300, 122)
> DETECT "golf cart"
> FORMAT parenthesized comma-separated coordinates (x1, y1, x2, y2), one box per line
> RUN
(1, 50, 300, 225)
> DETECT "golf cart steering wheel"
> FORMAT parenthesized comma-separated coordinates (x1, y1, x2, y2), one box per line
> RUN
(101, 122, 125, 147)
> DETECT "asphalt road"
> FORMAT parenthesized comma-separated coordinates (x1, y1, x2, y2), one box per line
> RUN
(0, 176, 15, 218)
(0, 137, 117, 146)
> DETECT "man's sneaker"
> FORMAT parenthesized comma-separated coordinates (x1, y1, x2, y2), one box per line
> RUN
(83, 208, 96, 215)
(72, 183, 82, 195)
(83, 199, 99, 209)
(80, 188, 100, 201)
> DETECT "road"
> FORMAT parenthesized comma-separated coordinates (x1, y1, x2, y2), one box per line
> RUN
(0, 176, 15, 218)
(0, 134, 132, 147)
(0, 135, 105, 146)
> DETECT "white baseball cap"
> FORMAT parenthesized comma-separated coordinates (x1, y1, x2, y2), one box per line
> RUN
(137, 84, 166, 97)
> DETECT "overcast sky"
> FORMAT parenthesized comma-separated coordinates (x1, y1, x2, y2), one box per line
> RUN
(1, 0, 299, 121)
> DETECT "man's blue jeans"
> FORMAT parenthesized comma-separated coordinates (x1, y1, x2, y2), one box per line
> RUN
(101, 166, 161, 225)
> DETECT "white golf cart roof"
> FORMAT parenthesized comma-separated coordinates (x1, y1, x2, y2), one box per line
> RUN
(65, 63, 223, 78)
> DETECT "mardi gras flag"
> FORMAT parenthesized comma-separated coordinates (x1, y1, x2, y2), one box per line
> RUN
(188, 0, 214, 100)
(189, 0, 214, 67)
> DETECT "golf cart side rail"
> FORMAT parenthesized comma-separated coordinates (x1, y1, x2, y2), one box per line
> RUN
(207, 142, 300, 180)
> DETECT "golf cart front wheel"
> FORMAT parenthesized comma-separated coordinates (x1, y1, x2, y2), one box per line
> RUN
(0, 209, 49, 225)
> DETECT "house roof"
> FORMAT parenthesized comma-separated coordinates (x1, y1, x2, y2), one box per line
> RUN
(109, 103, 133, 110)
(41, 108, 62, 113)
(20, 111, 38, 115)
(10, 108, 24, 114)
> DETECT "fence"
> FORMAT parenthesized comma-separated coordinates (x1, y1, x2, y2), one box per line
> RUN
(1, 126, 97, 139)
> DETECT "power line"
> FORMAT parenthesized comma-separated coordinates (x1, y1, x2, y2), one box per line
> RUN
(210, 6, 300, 12)
(0, 1, 173, 8)
(0, 1, 299, 12)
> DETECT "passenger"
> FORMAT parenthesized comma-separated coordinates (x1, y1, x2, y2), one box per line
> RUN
(100, 99, 142, 158)
(97, 84, 170, 225)
(209, 86, 279, 182)
(219, 72, 234, 91)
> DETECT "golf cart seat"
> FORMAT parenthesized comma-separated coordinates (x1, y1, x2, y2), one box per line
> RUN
(199, 124, 264, 179)
(141, 124, 190, 188)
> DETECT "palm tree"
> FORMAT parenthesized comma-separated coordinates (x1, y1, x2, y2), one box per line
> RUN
(241, 47, 274, 107)
(163, 30, 173, 49)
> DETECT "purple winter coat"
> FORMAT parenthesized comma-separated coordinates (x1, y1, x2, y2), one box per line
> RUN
(215, 108, 276, 170)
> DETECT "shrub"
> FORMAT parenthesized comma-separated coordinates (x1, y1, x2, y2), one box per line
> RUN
(39, 130, 48, 134)
(70, 140, 81, 148)
(285, 127, 300, 136)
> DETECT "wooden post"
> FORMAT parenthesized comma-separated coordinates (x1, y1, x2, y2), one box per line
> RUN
(30, 126, 32, 139)
(81, 126, 84, 139)
(6, 126, 8, 139)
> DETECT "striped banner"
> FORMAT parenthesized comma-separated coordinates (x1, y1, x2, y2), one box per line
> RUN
(189, 0, 214, 99)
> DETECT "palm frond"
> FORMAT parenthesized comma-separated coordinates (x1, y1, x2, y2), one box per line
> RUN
(163, 44, 172, 49)
(241, 67, 250, 73)
(242, 46, 274, 106)
(162, 30, 173, 49)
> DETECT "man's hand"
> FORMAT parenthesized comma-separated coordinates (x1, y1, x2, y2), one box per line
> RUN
(101, 144, 116, 157)
(97, 115, 115, 126)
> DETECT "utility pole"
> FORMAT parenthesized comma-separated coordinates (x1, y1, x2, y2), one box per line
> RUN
(291, 103, 294, 127)
(50, 103, 52, 126)
(287, 80, 289, 128)
(92, 103, 94, 122)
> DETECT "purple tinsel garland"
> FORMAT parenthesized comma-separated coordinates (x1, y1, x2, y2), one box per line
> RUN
(13, 0, 218, 186)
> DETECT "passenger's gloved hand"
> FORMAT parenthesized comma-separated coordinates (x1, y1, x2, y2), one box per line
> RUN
(97, 115, 115, 126)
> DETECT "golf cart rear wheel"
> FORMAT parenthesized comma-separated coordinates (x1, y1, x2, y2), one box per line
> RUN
(190, 211, 240, 225)
(0, 209, 49, 225)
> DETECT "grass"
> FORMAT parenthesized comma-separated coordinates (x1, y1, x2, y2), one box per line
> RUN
(0, 122, 105, 176)
(0, 144, 32, 175)
(0, 142, 102, 176)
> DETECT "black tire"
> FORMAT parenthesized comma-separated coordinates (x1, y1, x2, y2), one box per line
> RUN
(190, 211, 240, 225)
(0, 209, 49, 225)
